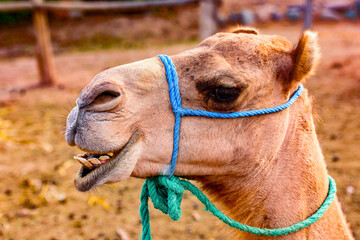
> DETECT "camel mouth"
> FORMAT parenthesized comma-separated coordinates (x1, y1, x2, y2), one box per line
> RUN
(74, 151, 121, 178)
(74, 131, 140, 192)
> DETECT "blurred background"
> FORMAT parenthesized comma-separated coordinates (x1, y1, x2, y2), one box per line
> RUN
(0, 0, 360, 239)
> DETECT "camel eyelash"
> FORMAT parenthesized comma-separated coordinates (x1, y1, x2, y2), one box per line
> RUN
(211, 87, 241, 103)
(201, 85, 241, 104)
(196, 78, 246, 104)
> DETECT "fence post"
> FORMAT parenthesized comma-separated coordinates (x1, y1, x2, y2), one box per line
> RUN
(303, 0, 312, 30)
(199, 0, 218, 41)
(32, 0, 57, 86)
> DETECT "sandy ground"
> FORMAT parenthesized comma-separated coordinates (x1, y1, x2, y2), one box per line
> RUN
(0, 22, 359, 239)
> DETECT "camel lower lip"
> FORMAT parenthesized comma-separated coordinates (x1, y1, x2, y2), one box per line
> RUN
(74, 132, 139, 192)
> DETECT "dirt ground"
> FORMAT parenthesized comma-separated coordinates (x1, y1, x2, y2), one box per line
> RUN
(0, 22, 360, 239)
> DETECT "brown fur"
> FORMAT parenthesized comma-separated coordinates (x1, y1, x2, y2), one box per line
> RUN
(65, 28, 354, 239)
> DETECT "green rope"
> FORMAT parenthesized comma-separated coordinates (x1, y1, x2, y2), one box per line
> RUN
(139, 175, 336, 239)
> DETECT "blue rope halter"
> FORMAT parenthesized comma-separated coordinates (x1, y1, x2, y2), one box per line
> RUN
(138, 55, 336, 239)
(158, 54, 304, 176)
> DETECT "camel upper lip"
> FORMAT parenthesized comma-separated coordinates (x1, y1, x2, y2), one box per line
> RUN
(74, 131, 139, 192)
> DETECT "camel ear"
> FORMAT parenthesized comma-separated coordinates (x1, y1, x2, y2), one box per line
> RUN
(231, 27, 258, 35)
(290, 31, 320, 83)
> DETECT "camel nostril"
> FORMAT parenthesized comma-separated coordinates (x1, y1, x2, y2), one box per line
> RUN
(87, 89, 121, 111)
(93, 91, 120, 105)
(65, 106, 79, 146)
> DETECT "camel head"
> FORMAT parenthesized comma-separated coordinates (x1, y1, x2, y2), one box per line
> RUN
(65, 28, 320, 192)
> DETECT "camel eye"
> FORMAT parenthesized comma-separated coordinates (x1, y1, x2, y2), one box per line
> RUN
(213, 87, 239, 102)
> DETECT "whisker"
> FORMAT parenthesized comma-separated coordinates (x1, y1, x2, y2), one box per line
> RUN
(68, 99, 74, 109)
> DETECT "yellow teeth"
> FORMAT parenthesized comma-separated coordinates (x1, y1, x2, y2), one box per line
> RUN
(99, 155, 110, 161)
(88, 158, 101, 165)
(74, 156, 93, 169)
(74, 152, 115, 169)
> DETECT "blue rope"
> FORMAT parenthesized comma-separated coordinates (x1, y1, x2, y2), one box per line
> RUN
(138, 55, 336, 239)
(158, 54, 304, 175)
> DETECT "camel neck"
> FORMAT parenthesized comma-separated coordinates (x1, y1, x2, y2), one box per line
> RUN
(196, 93, 330, 239)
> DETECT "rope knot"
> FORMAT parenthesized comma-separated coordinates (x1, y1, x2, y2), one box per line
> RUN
(145, 176, 184, 221)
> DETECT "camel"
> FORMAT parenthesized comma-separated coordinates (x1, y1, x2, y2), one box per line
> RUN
(65, 28, 354, 239)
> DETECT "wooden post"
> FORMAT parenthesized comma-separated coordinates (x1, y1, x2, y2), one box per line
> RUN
(32, 0, 57, 86)
(199, 0, 218, 41)
(303, 0, 312, 30)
